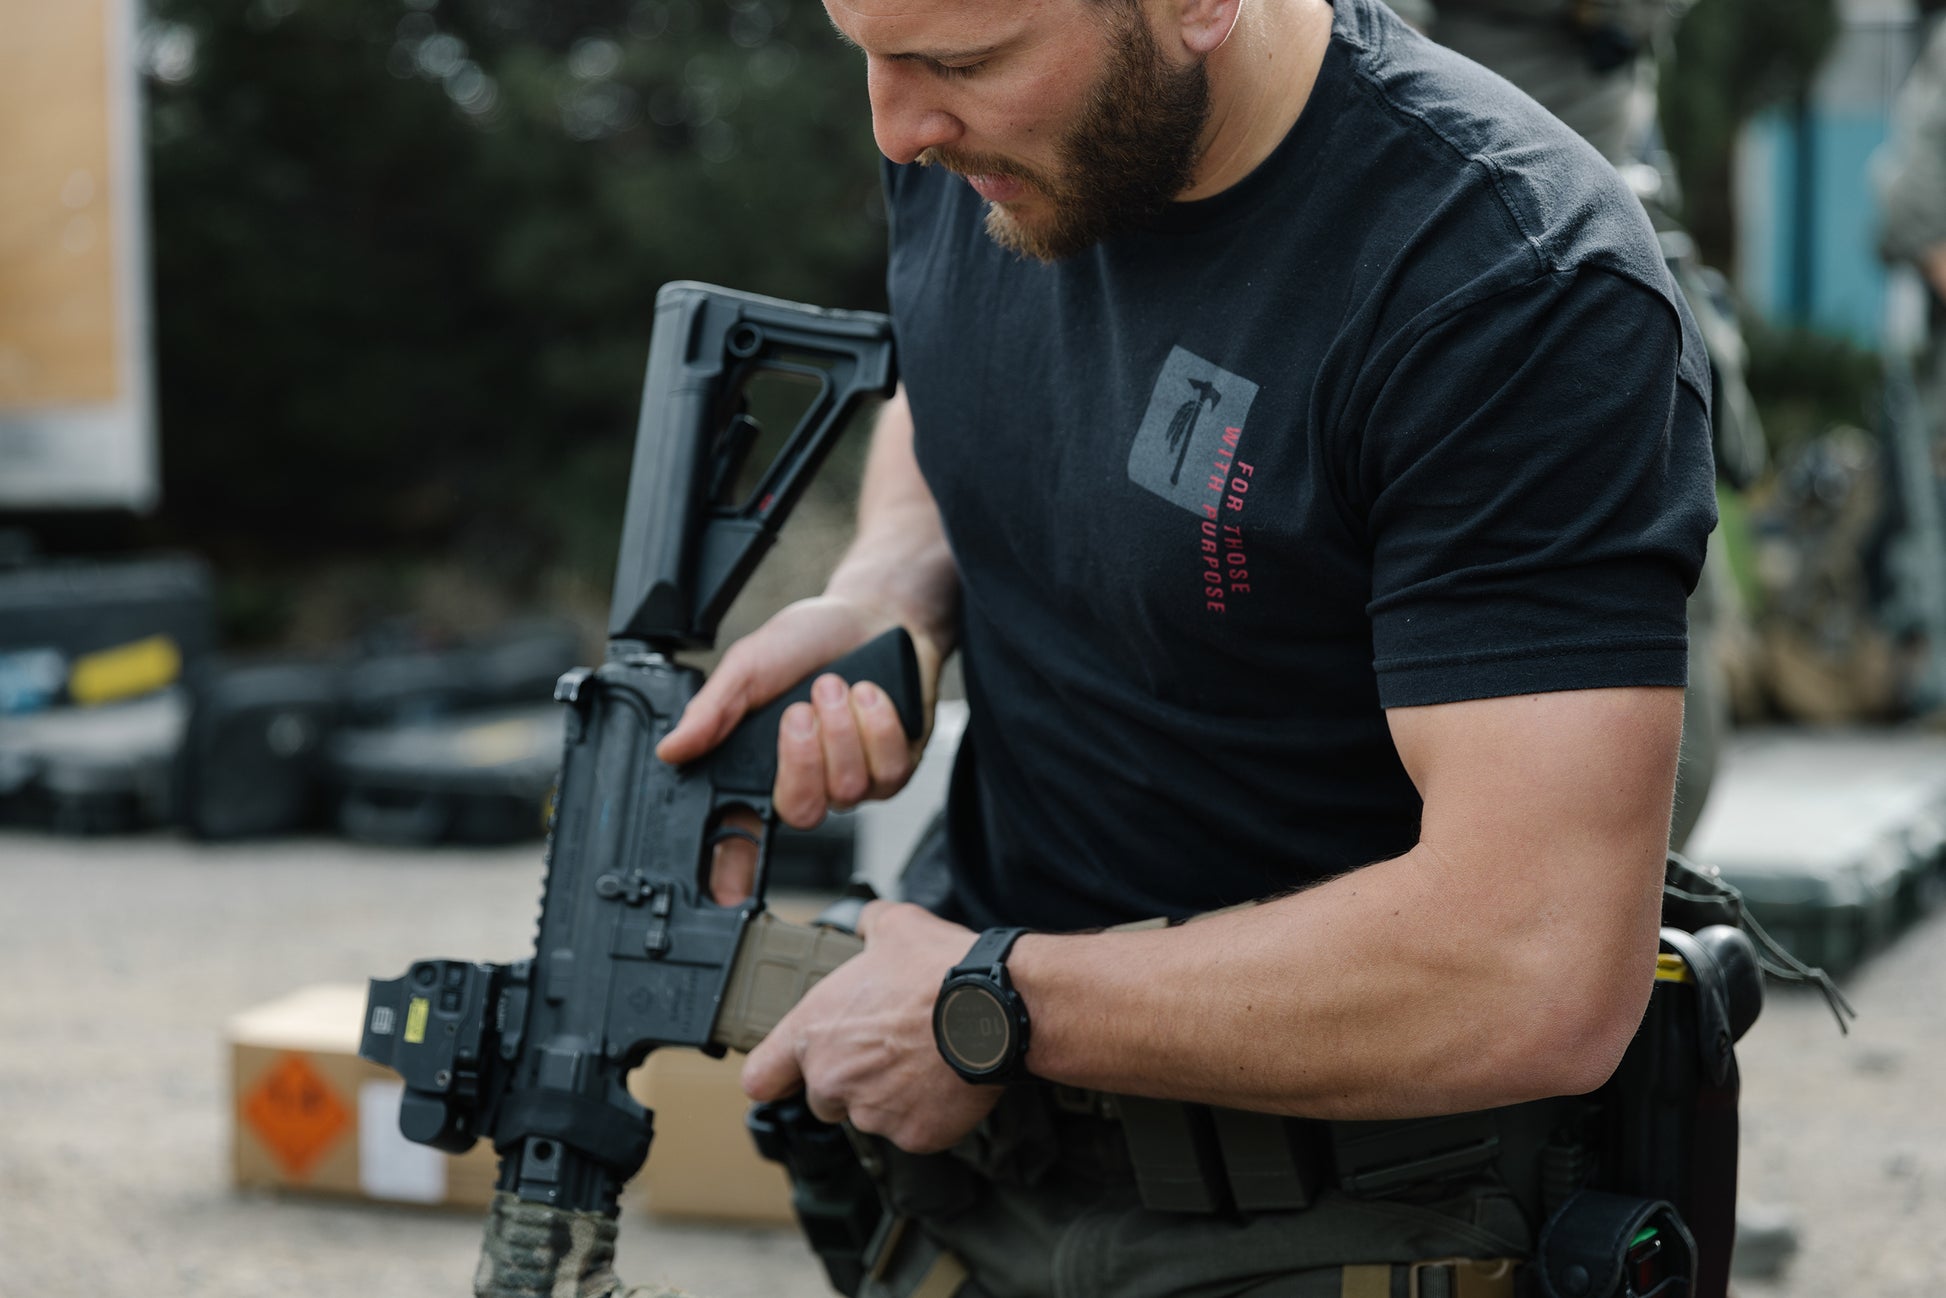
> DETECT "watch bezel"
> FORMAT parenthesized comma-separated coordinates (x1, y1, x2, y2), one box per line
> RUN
(933, 975, 1024, 1079)
(932, 928, 1034, 1084)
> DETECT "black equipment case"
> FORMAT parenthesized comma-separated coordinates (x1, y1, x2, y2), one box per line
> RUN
(326, 703, 564, 846)
(176, 659, 345, 840)
(0, 554, 215, 707)
(0, 690, 187, 834)
(177, 620, 587, 841)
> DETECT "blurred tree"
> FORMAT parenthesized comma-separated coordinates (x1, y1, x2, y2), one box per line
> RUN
(1659, 0, 1839, 270)
(1742, 314, 1884, 456)
(143, 0, 884, 632)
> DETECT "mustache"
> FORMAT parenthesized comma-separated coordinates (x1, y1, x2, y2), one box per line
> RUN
(917, 147, 1052, 195)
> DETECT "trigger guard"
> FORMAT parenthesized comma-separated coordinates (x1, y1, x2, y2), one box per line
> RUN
(704, 796, 778, 904)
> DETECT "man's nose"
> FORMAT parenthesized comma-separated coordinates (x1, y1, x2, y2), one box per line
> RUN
(866, 59, 964, 164)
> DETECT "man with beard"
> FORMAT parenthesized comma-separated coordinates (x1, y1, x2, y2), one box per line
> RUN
(658, 0, 1715, 1291)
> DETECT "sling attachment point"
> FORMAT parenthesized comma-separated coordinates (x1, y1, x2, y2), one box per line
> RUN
(1664, 850, 1854, 1033)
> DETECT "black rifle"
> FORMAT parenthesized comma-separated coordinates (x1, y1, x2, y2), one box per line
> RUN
(359, 283, 906, 1251)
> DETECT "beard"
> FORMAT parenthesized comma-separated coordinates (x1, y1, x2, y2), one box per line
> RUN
(921, 14, 1212, 262)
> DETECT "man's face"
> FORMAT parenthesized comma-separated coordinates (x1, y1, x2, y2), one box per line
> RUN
(926, 11, 1210, 261)
(827, 0, 1212, 262)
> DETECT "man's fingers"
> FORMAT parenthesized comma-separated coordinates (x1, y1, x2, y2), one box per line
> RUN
(707, 809, 761, 906)
(813, 674, 871, 809)
(660, 598, 888, 766)
(851, 898, 896, 941)
(773, 702, 829, 828)
(655, 671, 748, 765)
(740, 1051, 792, 1102)
(656, 626, 807, 765)
(741, 1022, 804, 1102)
(853, 682, 915, 798)
(804, 1091, 850, 1126)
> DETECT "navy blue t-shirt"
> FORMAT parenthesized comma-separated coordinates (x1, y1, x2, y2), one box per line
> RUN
(884, 0, 1716, 932)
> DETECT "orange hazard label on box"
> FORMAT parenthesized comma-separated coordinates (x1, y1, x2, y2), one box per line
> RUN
(241, 1052, 352, 1180)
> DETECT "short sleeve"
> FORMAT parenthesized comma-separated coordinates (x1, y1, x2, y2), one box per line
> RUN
(1359, 266, 1716, 707)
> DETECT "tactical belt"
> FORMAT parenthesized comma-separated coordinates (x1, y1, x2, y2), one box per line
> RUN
(842, 1089, 1541, 1298)
(863, 1202, 1520, 1298)
(1044, 1084, 1573, 1224)
(823, 859, 1775, 1298)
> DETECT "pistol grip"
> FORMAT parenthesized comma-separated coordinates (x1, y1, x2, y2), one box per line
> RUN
(704, 627, 924, 797)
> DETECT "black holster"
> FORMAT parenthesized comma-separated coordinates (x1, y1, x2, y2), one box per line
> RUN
(1536, 1190, 1697, 1298)
(747, 1099, 884, 1296)
(1580, 920, 1764, 1298)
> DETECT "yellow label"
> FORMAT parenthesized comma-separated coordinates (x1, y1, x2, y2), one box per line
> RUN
(1654, 953, 1692, 983)
(68, 634, 181, 704)
(404, 997, 430, 1044)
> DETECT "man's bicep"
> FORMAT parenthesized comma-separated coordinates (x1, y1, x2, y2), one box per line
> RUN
(1386, 686, 1681, 973)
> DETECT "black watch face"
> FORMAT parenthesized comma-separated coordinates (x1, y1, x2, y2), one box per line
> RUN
(938, 982, 1014, 1072)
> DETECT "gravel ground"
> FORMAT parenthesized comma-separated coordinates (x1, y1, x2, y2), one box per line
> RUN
(1732, 900, 1946, 1297)
(0, 834, 831, 1298)
(1, 825, 1940, 1298)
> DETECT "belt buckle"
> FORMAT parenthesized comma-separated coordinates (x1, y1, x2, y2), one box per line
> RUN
(1408, 1256, 1518, 1298)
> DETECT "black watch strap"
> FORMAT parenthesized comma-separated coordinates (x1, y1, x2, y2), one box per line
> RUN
(935, 926, 1034, 1083)
(952, 926, 1030, 978)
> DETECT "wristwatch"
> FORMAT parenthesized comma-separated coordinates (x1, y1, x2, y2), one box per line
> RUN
(932, 927, 1033, 1084)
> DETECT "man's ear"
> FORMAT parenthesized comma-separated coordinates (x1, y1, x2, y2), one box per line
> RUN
(1173, 0, 1243, 55)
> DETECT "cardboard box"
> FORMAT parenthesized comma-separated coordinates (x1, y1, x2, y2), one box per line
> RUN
(229, 983, 499, 1209)
(232, 890, 837, 1221)
(627, 1047, 797, 1225)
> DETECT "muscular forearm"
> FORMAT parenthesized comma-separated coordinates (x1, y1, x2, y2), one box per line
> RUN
(1009, 687, 1680, 1120)
(1010, 849, 1646, 1117)
(824, 387, 961, 662)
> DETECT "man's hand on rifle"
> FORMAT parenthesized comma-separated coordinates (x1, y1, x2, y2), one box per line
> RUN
(656, 594, 944, 905)
(742, 900, 1002, 1153)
